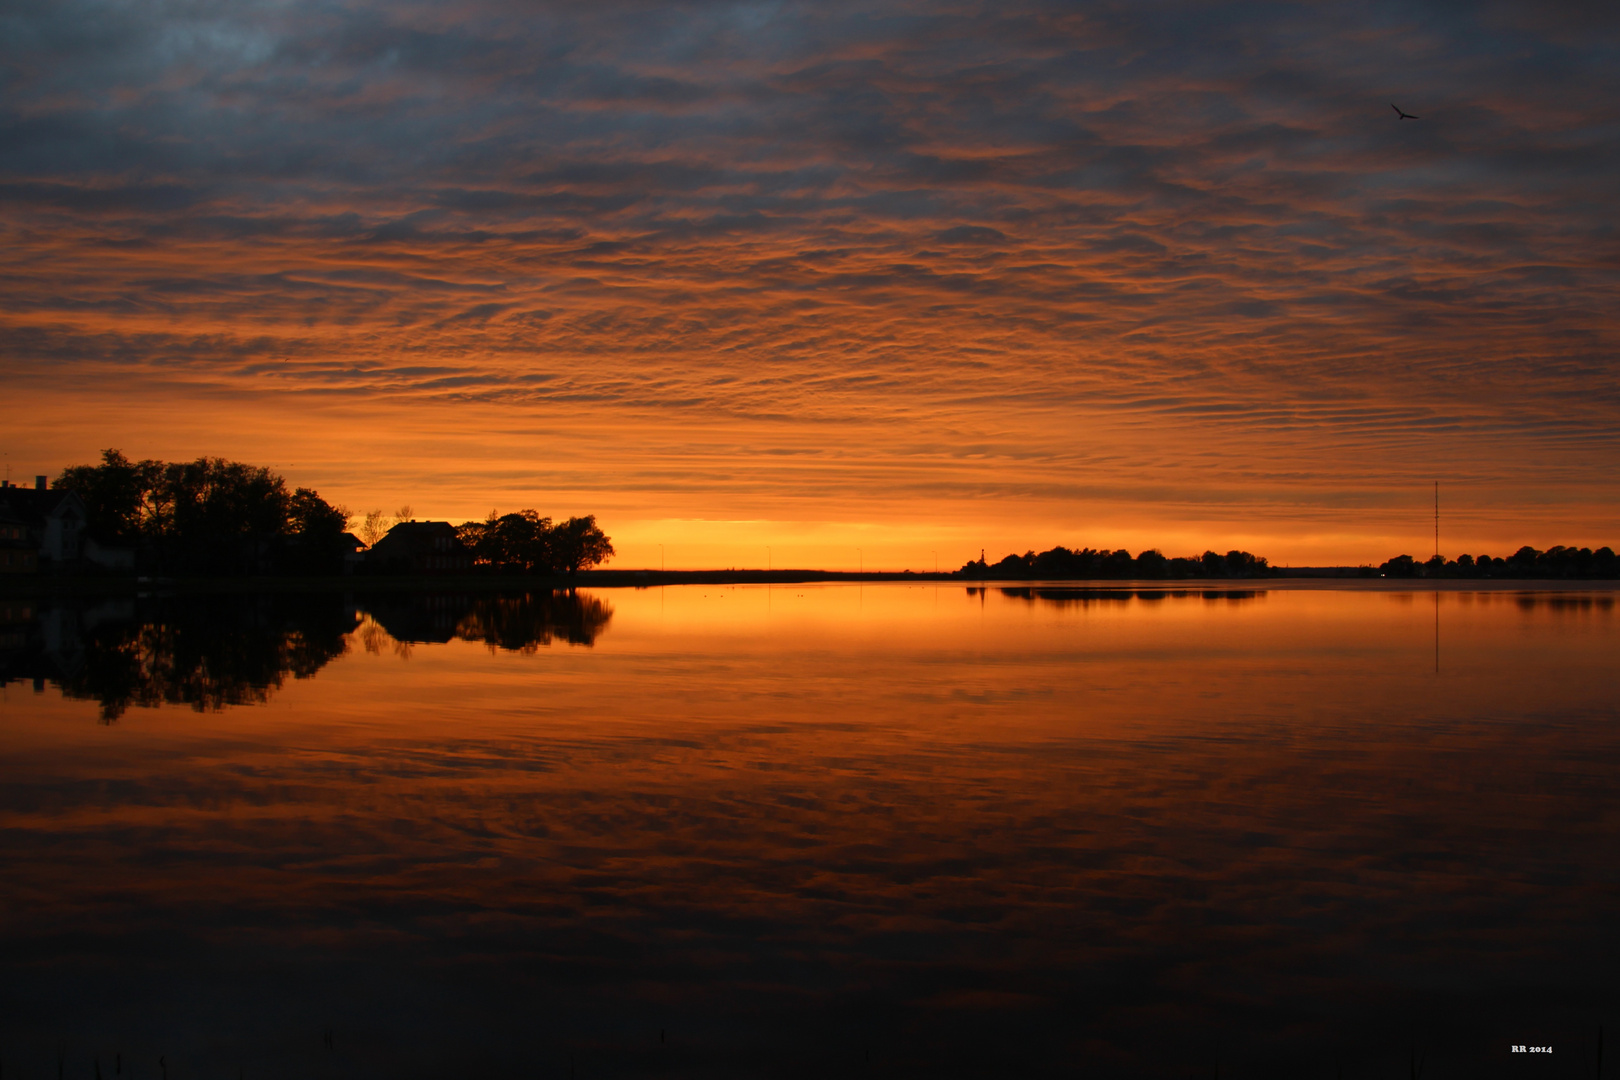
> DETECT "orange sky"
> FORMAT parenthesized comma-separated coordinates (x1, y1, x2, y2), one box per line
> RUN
(4, 1, 1618, 568)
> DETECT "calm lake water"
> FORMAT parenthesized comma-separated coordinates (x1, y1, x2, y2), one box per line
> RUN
(1, 584, 1616, 1079)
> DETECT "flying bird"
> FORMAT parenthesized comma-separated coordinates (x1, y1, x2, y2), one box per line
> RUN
(1391, 104, 1419, 120)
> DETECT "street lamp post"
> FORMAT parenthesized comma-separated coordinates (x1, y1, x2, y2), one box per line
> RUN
(659, 544, 664, 572)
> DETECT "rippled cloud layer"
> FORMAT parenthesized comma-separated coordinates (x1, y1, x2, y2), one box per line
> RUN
(4, 0, 1618, 563)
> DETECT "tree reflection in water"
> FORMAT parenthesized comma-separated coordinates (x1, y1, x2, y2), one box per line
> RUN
(455, 591, 614, 651)
(9, 594, 357, 722)
(2, 590, 613, 721)
(990, 586, 1263, 605)
(355, 590, 613, 652)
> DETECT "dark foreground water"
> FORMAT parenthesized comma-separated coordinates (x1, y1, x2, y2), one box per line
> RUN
(0, 584, 1615, 1079)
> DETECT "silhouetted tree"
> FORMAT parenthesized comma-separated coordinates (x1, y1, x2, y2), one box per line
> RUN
(359, 509, 390, 547)
(283, 486, 353, 573)
(54, 449, 165, 544)
(1103, 548, 1135, 576)
(550, 515, 615, 574)
(992, 552, 1032, 577)
(455, 517, 487, 559)
(1597, 547, 1620, 576)
(1225, 550, 1270, 576)
(1506, 546, 1540, 575)
(1380, 554, 1418, 577)
(467, 510, 555, 573)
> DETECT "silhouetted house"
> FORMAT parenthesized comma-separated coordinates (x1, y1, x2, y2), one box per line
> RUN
(365, 521, 471, 575)
(0, 477, 86, 571)
(0, 504, 37, 574)
(338, 532, 366, 574)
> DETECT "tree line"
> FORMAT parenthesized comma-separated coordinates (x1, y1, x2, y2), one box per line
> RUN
(58, 450, 352, 575)
(54, 450, 614, 577)
(959, 546, 1275, 580)
(1380, 546, 1619, 579)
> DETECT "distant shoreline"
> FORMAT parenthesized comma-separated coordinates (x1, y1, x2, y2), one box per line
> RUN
(5, 570, 1620, 597)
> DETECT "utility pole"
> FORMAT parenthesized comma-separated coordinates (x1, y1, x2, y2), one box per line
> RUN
(1434, 481, 1439, 559)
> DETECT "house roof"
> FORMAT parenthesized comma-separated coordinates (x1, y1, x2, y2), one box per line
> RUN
(369, 520, 470, 556)
(383, 520, 459, 537)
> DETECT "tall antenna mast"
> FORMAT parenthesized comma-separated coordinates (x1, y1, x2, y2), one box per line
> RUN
(1434, 480, 1439, 559)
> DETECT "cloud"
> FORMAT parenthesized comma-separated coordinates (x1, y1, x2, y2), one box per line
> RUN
(935, 225, 1008, 244)
(2, 0, 1618, 557)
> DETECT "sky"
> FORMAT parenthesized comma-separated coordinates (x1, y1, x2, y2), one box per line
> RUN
(3, 0, 1618, 569)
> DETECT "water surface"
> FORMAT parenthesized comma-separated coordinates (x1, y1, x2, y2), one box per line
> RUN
(2, 584, 1616, 1078)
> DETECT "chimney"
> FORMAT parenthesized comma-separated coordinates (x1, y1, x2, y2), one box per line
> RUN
(35, 475, 47, 491)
